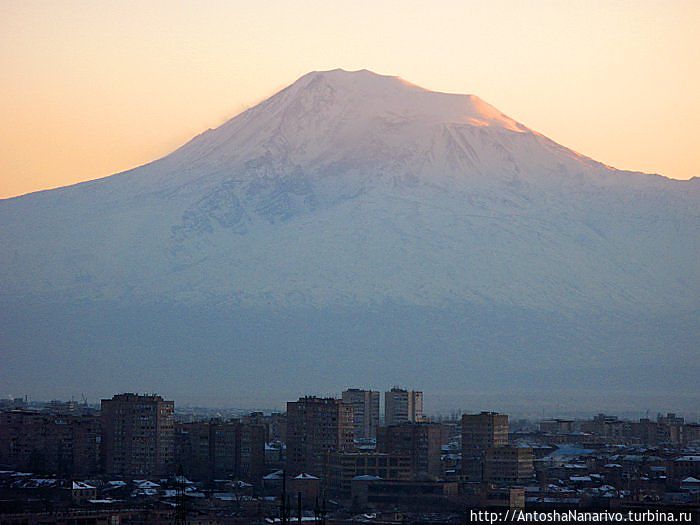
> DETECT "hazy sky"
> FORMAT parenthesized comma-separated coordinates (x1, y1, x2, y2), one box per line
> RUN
(1, 0, 698, 199)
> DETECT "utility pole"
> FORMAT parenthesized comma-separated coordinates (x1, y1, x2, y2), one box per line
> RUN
(175, 465, 187, 525)
(280, 469, 287, 525)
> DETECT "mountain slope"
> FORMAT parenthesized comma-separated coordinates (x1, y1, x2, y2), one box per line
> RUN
(1, 69, 698, 408)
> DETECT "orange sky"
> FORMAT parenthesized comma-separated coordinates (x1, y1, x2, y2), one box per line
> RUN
(1, 0, 699, 199)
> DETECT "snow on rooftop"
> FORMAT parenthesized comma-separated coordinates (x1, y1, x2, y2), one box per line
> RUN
(173, 475, 193, 484)
(136, 480, 160, 488)
(231, 480, 253, 487)
(547, 446, 594, 459)
(13, 478, 57, 488)
(676, 455, 700, 462)
(72, 481, 96, 490)
(294, 473, 319, 480)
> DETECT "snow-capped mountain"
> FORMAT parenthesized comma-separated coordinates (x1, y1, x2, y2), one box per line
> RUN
(1, 69, 698, 408)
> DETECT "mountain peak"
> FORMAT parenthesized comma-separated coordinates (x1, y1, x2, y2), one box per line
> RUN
(282, 68, 528, 134)
(299, 67, 409, 83)
(290, 68, 529, 126)
(288, 68, 427, 99)
(171, 68, 533, 174)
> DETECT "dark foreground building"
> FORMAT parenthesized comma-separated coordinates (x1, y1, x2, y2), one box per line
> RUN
(174, 418, 266, 483)
(0, 410, 99, 476)
(286, 396, 354, 477)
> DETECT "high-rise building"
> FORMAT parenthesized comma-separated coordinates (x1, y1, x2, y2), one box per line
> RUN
(174, 418, 266, 483)
(100, 393, 174, 477)
(69, 414, 101, 477)
(286, 396, 354, 477)
(484, 446, 534, 484)
(241, 411, 287, 442)
(240, 423, 266, 483)
(377, 422, 442, 479)
(539, 419, 575, 435)
(657, 413, 685, 445)
(384, 388, 423, 426)
(342, 389, 380, 439)
(0, 410, 100, 476)
(461, 412, 509, 481)
(175, 420, 218, 480)
(210, 419, 242, 479)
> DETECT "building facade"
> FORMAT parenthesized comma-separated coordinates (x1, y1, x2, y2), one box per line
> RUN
(377, 422, 442, 479)
(328, 451, 413, 495)
(0, 410, 100, 476)
(384, 388, 424, 426)
(174, 418, 265, 483)
(286, 396, 354, 478)
(100, 393, 174, 477)
(461, 412, 509, 481)
(342, 389, 380, 440)
(240, 423, 266, 483)
(484, 446, 534, 484)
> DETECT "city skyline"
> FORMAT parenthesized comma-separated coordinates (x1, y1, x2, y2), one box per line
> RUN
(2, 391, 698, 521)
(4, 389, 700, 424)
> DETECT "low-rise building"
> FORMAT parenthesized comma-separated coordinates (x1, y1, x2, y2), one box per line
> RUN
(350, 477, 458, 508)
(328, 451, 412, 495)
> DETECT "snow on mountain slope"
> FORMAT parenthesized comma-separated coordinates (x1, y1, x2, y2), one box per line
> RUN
(0, 69, 698, 313)
(1, 69, 699, 407)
